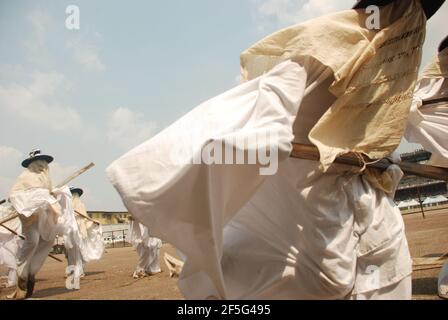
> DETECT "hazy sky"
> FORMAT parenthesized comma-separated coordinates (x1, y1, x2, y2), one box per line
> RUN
(1, 0, 447, 210)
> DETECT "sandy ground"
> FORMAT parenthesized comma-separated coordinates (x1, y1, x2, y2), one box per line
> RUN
(403, 208, 448, 300)
(1, 208, 447, 300)
(0, 244, 184, 300)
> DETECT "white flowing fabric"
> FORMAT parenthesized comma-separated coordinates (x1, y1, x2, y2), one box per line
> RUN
(108, 61, 307, 297)
(53, 187, 84, 289)
(9, 188, 60, 242)
(0, 204, 21, 287)
(10, 187, 86, 289)
(72, 195, 104, 262)
(108, 59, 412, 299)
(404, 48, 448, 300)
(129, 221, 162, 274)
(405, 48, 448, 167)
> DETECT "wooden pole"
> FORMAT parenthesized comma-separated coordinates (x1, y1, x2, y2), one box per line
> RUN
(0, 223, 25, 240)
(111, 231, 114, 248)
(291, 143, 448, 181)
(55, 162, 95, 188)
(416, 186, 426, 219)
(48, 254, 63, 263)
(74, 210, 100, 225)
(0, 214, 19, 226)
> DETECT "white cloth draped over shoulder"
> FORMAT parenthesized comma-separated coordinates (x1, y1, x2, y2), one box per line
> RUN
(405, 48, 448, 167)
(9, 159, 61, 242)
(107, 0, 423, 300)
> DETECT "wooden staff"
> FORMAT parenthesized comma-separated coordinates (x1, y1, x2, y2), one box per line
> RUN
(0, 217, 62, 262)
(0, 214, 19, 226)
(291, 143, 448, 181)
(74, 210, 100, 225)
(0, 223, 25, 240)
(55, 162, 95, 188)
(48, 254, 63, 263)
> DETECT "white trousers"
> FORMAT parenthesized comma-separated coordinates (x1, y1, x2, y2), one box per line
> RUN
(135, 242, 161, 274)
(17, 215, 55, 282)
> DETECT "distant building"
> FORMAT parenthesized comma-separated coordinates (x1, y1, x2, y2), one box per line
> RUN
(86, 211, 132, 246)
(395, 149, 448, 211)
(87, 211, 131, 225)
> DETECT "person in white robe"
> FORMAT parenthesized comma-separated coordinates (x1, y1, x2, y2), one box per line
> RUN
(0, 204, 22, 288)
(5, 149, 85, 298)
(6, 149, 62, 299)
(404, 35, 448, 300)
(107, 0, 444, 300)
(129, 217, 162, 279)
(66, 187, 104, 279)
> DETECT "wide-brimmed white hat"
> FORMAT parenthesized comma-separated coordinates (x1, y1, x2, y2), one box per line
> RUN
(21, 149, 54, 168)
(352, 0, 445, 19)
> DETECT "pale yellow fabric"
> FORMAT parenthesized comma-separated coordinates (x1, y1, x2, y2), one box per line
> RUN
(241, 0, 426, 169)
(72, 195, 90, 239)
(9, 160, 56, 226)
(9, 160, 52, 195)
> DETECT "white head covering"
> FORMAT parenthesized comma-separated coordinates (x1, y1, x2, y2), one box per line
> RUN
(9, 160, 52, 196)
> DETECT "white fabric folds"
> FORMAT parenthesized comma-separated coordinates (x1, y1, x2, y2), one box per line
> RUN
(130, 221, 162, 275)
(405, 48, 448, 167)
(9, 188, 60, 242)
(0, 204, 22, 287)
(107, 58, 412, 299)
(73, 195, 104, 262)
(53, 187, 84, 289)
(108, 61, 308, 298)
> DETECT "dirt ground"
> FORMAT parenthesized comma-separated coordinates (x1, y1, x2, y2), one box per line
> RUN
(1, 208, 447, 300)
(403, 207, 448, 300)
(0, 244, 184, 300)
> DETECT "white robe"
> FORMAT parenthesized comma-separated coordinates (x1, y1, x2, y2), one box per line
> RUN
(107, 60, 412, 299)
(72, 196, 104, 263)
(0, 204, 21, 287)
(10, 187, 85, 290)
(405, 49, 448, 168)
(405, 48, 448, 299)
(129, 221, 162, 274)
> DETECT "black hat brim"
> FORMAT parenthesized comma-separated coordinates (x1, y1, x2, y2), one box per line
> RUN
(352, 0, 445, 20)
(70, 188, 84, 197)
(21, 155, 54, 168)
